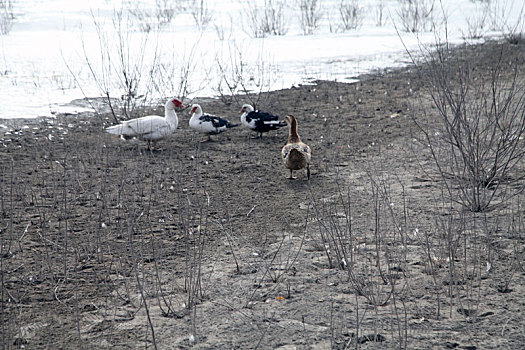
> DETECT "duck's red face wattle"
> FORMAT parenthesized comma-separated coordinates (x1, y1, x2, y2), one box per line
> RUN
(191, 106, 198, 113)
(172, 98, 186, 109)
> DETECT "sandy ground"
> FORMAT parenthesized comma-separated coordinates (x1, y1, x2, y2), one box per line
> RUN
(1, 40, 524, 349)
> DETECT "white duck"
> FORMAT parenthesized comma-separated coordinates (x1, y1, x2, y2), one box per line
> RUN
(281, 115, 311, 180)
(239, 104, 286, 138)
(105, 98, 186, 150)
(189, 104, 239, 141)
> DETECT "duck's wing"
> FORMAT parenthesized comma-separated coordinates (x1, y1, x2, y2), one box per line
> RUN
(201, 114, 228, 128)
(300, 142, 312, 162)
(281, 143, 293, 160)
(247, 110, 279, 123)
(124, 116, 167, 137)
(282, 143, 311, 160)
(298, 142, 311, 154)
(256, 111, 286, 129)
(256, 119, 286, 132)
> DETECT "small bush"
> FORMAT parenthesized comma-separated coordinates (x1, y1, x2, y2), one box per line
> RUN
(242, 0, 288, 38)
(0, 0, 15, 35)
(338, 0, 363, 31)
(298, 0, 323, 35)
(191, 0, 213, 30)
(127, 0, 178, 32)
(397, 0, 435, 33)
(463, 2, 490, 40)
(375, 0, 387, 27)
(413, 43, 525, 211)
(214, 40, 275, 107)
(75, 7, 195, 122)
(502, 6, 524, 44)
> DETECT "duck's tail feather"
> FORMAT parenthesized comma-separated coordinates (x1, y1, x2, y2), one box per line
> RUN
(105, 124, 124, 135)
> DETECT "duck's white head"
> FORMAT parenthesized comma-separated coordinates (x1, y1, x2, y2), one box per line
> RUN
(190, 104, 202, 114)
(166, 98, 186, 110)
(239, 104, 254, 114)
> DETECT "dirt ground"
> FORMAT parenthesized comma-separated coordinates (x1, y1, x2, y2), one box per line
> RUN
(1, 40, 524, 349)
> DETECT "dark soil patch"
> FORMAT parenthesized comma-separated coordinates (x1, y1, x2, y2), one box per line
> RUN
(1, 40, 524, 349)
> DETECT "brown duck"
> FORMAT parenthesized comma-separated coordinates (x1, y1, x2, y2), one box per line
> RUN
(281, 115, 311, 180)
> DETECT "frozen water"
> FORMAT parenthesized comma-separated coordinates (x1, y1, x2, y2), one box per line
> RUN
(0, 0, 522, 119)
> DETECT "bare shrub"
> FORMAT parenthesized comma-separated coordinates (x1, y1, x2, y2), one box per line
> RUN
(180, 186, 209, 310)
(483, 202, 523, 294)
(0, 0, 14, 35)
(149, 40, 205, 102)
(376, 0, 387, 27)
(242, 0, 288, 38)
(311, 169, 409, 272)
(241, 3, 266, 39)
(473, 0, 524, 43)
(410, 42, 525, 212)
(298, 0, 322, 35)
(486, 0, 511, 31)
(213, 13, 235, 41)
(154, 0, 179, 24)
(214, 23, 225, 41)
(244, 228, 307, 308)
(262, 0, 288, 36)
(126, 214, 158, 348)
(127, 0, 179, 32)
(310, 181, 354, 270)
(463, 1, 490, 40)
(190, 0, 213, 30)
(415, 207, 473, 319)
(310, 166, 411, 347)
(338, 0, 363, 31)
(502, 6, 524, 44)
(214, 41, 276, 107)
(70, 6, 197, 123)
(413, 190, 524, 321)
(74, 9, 160, 120)
(396, 0, 435, 33)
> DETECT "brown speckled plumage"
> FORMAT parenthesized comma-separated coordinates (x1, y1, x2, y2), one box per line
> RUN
(281, 115, 311, 180)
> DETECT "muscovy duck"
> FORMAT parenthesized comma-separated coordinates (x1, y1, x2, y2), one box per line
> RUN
(189, 104, 238, 141)
(105, 98, 186, 150)
(239, 104, 286, 138)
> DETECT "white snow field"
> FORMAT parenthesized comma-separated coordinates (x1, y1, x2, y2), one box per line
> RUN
(0, 0, 522, 119)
